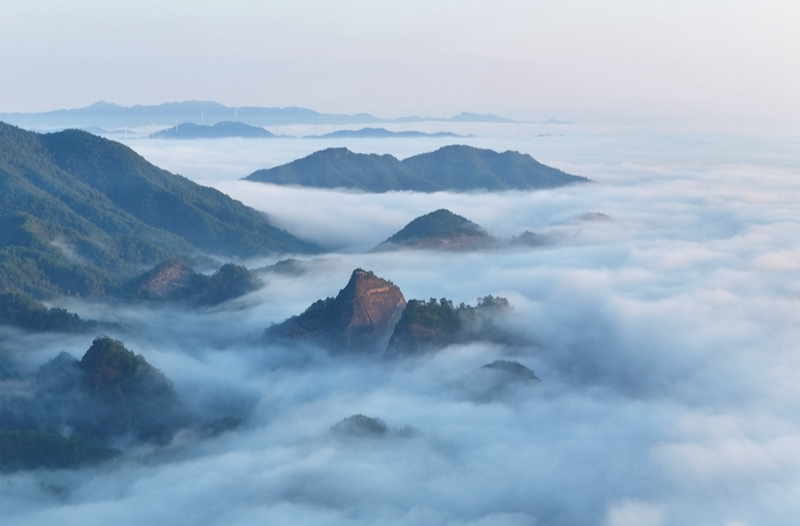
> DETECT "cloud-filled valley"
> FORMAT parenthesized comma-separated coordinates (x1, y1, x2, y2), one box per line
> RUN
(1, 125, 800, 525)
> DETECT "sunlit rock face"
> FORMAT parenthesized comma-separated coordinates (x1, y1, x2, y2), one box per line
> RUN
(134, 260, 198, 299)
(124, 259, 263, 306)
(265, 269, 407, 354)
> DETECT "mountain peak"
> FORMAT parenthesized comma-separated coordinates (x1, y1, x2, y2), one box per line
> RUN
(245, 145, 588, 192)
(79, 336, 161, 391)
(375, 209, 492, 251)
(265, 269, 406, 354)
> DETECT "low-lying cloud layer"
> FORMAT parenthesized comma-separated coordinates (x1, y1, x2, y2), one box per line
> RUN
(1, 126, 799, 525)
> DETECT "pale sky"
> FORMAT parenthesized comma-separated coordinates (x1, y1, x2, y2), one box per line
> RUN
(1, 0, 798, 127)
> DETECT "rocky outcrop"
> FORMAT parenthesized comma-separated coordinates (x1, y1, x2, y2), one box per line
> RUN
(124, 260, 263, 306)
(131, 259, 199, 299)
(265, 269, 406, 354)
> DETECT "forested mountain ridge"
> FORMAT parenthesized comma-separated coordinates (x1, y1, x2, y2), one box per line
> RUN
(0, 122, 320, 298)
(245, 145, 589, 192)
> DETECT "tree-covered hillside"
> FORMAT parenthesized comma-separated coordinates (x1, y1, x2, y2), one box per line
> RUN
(375, 209, 491, 251)
(0, 122, 320, 298)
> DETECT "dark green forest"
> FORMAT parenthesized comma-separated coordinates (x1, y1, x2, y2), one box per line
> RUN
(0, 122, 319, 299)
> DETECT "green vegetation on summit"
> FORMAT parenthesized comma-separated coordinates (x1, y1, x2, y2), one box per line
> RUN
(0, 122, 320, 298)
(0, 336, 247, 471)
(248, 148, 431, 192)
(266, 268, 517, 358)
(385, 295, 513, 357)
(245, 145, 589, 192)
(374, 209, 546, 252)
(374, 209, 493, 251)
(385, 209, 487, 242)
(0, 337, 183, 470)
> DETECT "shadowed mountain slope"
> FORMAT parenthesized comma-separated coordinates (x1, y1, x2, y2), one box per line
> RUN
(247, 148, 437, 192)
(373, 209, 494, 251)
(0, 336, 251, 471)
(373, 209, 547, 252)
(0, 122, 320, 297)
(385, 295, 513, 358)
(245, 145, 589, 192)
(0, 292, 95, 332)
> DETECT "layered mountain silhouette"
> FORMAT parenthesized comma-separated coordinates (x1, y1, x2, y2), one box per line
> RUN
(0, 122, 320, 298)
(373, 209, 545, 252)
(310, 128, 464, 139)
(265, 269, 406, 354)
(0, 101, 513, 129)
(154, 121, 276, 139)
(245, 145, 588, 192)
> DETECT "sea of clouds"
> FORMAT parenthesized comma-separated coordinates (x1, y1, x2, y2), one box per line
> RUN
(1, 124, 798, 525)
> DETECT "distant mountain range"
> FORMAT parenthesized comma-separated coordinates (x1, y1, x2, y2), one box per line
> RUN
(150, 123, 464, 140)
(154, 121, 276, 139)
(245, 145, 589, 192)
(0, 122, 320, 298)
(309, 127, 466, 139)
(0, 101, 515, 130)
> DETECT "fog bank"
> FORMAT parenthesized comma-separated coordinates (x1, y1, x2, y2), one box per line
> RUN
(1, 126, 799, 525)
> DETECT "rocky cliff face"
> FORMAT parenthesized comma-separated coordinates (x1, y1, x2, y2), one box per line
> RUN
(265, 269, 406, 354)
(135, 260, 198, 299)
(124, 260, 262, 306)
